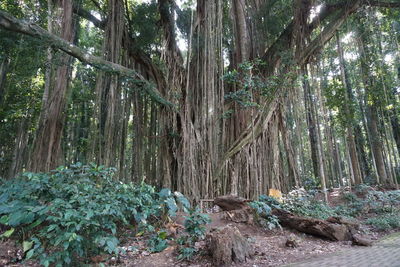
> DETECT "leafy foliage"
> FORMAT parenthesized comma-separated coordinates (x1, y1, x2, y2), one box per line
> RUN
(281, 189, 337, 220)
(177, 208, 210, 260)
(147, 230, 169, 253)
(366, 214, 400, 231)
(250, 195, 281, 230)
(0, 163, 191, 266)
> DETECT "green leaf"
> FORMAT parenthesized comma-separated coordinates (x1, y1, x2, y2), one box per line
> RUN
(0, 215, 9, 225)
(174, 192, 191, 209)
(159, 188, 171, 198)
(25, 249, 34, 259)
(27, 219, 43, 230)
(23, 241, 33, 252)
(106, 239, 116, 253)
(158, 231, 167, 240)
(165, 198, 177, 216)
(8, 211, 35, 226)
(1, 228, 15, 238)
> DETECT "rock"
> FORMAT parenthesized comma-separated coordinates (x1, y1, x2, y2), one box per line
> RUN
(206, 225, 254, 266)
(285, 237, 299, 248)
(352, 234, 373, 246)
(142, 251, 150, 256)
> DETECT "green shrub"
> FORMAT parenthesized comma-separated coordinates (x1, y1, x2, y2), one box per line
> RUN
(281, 189, 337, 220)
(339, 192, 366, 216)
(249, 195, 281, 230)
(0, 163, 191, 266)
(147, 230, 169, 253)
(366, 190, 400, 214)
(366, 214, 400, 231)
(177, 208, 210, 260)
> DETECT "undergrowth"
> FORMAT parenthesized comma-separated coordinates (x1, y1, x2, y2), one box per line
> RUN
(0, 163, 208, 266)
(250, 195, 281, 230)
(279, 187, 400, 230)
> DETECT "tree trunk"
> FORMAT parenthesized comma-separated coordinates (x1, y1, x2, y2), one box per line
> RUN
(356, 21, 389, 184)
(29, 0, 76, 172)
(91, 0, 124, 167)
(0, 56, 10, 105)
(336, 32, 363, 185)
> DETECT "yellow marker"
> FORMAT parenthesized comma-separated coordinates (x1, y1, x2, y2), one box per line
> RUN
(268, 188, 282, 201)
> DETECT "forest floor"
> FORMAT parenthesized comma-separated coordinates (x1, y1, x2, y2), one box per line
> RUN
(113, 214, 393, 267)
(1, 188, 399, 267)
(0, 219, 396, 267)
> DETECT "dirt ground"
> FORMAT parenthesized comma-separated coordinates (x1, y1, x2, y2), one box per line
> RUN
(114, 211, 390, 267)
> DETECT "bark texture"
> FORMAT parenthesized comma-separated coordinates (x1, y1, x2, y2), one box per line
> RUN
(29, 0, 76, 172)
(206, 225, 254, 266)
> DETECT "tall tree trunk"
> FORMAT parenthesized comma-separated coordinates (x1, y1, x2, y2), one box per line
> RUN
(357, 21, 389, 184)
(302, 66, 320, 180)
(91, 0, 124, 167)
(29, 0, 76, 172)
(302, 65, 328, 200)
(231, 0, 250, 65)
(8, 113, 29, 178)
(336, 32, 363, 185)
(0, 56, 10, 104)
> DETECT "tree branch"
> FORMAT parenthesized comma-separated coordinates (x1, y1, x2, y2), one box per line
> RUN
(158, 0, 184, 67)
(367, 1, 400, 8)
(72, 5, 106, 28)
(0, 10, 174, 108)
(72, 4, 169, 97)
(299, 0, 361, 64)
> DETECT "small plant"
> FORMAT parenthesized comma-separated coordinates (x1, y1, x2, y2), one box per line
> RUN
(147, 230, 169, 253)
(249, 195, 281, 230)
(176, 208, 210, 261)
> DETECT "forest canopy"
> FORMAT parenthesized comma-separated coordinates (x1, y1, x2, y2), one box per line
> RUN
(0, 0, 400, 201)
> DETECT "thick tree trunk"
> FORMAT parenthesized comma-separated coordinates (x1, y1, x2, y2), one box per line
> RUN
(92, 0, 124, 167)
(231, 0, 250, 65)
(29, 0, 76, 172)
(391, 115, 400, 157)
(8, 115, 29, 178)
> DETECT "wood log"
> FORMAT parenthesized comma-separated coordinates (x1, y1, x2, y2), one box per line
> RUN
(206, 225, 254, 266)
(271, 209, 354, 241)
(213, 195, 371, 246)
(214, 195, 250, 211)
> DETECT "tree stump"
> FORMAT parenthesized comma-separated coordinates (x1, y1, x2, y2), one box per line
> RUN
(206, 225, 254, 266)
